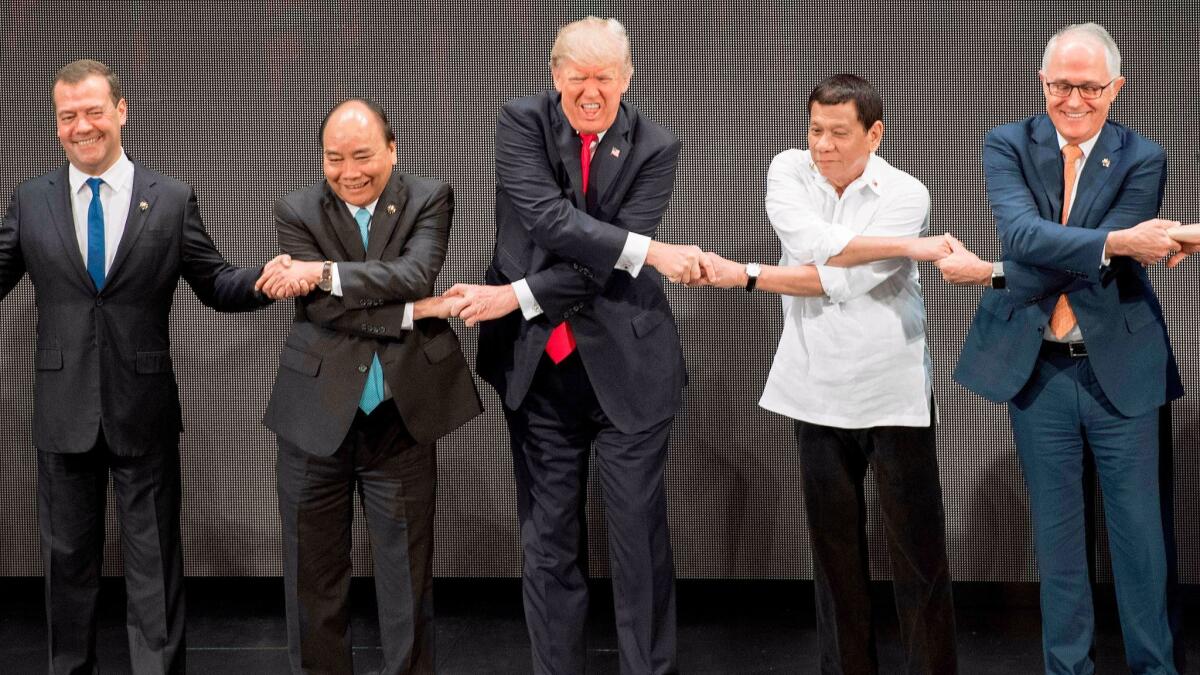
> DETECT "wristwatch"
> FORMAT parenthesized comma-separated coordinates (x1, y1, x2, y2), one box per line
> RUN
(744, 263, 761, 292)
(990, 261, 1006, 290)
(317, 261, 333, 292)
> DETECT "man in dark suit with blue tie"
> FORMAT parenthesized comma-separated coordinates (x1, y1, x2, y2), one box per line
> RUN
(948, 24, 1182, 674)
(0, 59, 284, 674)
(445, 16, 709, 675)
(259, 99, 482, 675)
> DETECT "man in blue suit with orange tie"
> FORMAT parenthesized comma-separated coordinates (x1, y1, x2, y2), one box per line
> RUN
(948, 23, 1182, 674)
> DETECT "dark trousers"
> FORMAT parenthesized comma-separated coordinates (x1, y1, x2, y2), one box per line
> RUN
(277, 405, 436, 675)
(1009, 351, 1174, 674)
(37, 436, 186, 675)
(794, 417, 957, 675)
(504, 354, 678, 675)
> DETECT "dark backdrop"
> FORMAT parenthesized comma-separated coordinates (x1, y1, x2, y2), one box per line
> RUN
(1, 0, 1196, 582)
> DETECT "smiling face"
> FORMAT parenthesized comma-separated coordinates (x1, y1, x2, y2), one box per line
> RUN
(54, 75, 127, 175)
(553, 58, 630, 135)
(1040, 36, 1124, 145)
(322, 103, 396, 207)
(807, 101, 882, 194)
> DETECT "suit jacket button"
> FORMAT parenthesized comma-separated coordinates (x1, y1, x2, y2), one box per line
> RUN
(358, 365, 368, 373)
(95, 298, 103, 306)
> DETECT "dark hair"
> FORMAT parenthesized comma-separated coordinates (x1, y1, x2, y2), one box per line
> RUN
(807, 74, 882, 131)
(320, 98, 395, 146)
(54, 59, 122, 109)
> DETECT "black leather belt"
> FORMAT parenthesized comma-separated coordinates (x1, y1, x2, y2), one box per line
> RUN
(1041, 340, 1088, 358)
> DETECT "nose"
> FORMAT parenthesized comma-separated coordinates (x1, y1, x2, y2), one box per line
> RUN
(813, 134, 833, 151)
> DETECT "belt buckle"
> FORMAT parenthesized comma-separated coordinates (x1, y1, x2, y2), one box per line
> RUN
(1067, 342, 1087, 358)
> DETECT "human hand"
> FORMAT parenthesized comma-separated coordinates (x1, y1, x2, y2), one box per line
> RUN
(1166, 225, 1200, 268)
(443, 283, 520, 327)
(412, 295, 455, 320)
(934, 235, 992, 285)
(256, 255, 321, 299)
(1105, 218, 1180, 266)
(646, 241, 714, 285)
(692, 252, 748, 289)
(906, 234, 955, 261)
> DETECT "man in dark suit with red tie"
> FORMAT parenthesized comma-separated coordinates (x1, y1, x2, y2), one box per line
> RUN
(445, 16, 709, 675)
(0, 59, 284, 674)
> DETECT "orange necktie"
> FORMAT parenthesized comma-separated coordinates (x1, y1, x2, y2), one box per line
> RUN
(544, 132, 599, 364)
(1048, 144, 1084, 339)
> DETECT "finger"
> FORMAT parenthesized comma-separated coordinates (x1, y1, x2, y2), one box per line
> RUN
(1167, 251, 1187, 268)
(444, 284, 471, 298)
(698, 253, 716, 281)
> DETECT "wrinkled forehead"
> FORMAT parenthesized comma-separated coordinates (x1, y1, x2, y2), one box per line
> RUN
(1045, 37, 1113, 77)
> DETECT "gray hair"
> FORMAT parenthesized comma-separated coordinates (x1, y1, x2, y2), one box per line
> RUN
(549, 16, 633, 77)
(1042, 23, 1122, 77)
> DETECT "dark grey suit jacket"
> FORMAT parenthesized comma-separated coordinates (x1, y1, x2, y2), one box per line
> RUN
(0, 161, 267, 456)
(263, 174, 482, 456)
(477, 92, 686, 434)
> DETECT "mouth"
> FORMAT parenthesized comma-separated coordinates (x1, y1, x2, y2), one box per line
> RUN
(72, 135, 102, 148)
(341, 179, 370, 191)
(579, 102, 601, 116)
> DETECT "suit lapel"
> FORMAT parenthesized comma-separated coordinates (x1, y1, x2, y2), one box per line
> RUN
(1029, 116, 1065, 221)
(365, 175, 410, 260)
(1067, 124, 1121, 228)
(321, 186, 367, 260)
(552, 101, 586, 208)
(44, 165, 94, 291)
(106, 163, 154, 284)
(588, 105, 630, 210)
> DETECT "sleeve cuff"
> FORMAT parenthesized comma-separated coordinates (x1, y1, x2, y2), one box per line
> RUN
(330, 263, 343, 297)
(818, 226, 857, 265)
(815, 265, 850, 303)
(512, 279, 544, 320)
(401, 302, 414, 330)
(616, 232, 651, 278)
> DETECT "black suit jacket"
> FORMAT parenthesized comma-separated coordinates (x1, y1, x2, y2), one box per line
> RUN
(263, 174, 482, 456)
(478, 92, 686, 434)
(0, 161, 267, 456)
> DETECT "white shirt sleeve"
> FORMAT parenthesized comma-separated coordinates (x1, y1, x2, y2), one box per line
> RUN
(616, 232, 651, 277)
(765, 151, 857, 265)
(511, 278, 544, 319)
(330, 263, 415, 330)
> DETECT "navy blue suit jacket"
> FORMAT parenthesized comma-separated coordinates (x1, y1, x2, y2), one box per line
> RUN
(477, 92, 686, 434)
(954, 115, 1182, 417)
(0, 161, 267, 455)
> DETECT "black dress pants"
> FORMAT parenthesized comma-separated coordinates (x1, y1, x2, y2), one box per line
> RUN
(795, 418, 957, 675)
(504, 354, 678, 675)
(277, 405, 435, 675)
(37, 435, 186, 675)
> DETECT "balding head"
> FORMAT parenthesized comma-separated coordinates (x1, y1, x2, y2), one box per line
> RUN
(321, 99, 397, 207)
(1038, 22, 1125, 145)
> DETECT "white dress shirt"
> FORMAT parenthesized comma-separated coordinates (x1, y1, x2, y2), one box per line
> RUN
(331, 198, 414, 331)
(511, 130, 652, 319)
(1042, 129, 1101, 344)
(758, 149, 933, 429)
(69, 152, 135, 275)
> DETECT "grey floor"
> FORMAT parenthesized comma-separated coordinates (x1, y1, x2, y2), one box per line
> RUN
(0, 578, 1196, 673)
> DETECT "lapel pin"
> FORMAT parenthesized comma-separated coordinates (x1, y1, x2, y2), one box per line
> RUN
(387, 204, 397, 214)
(610, 147, 620, 158)
(138, 200, 149, 212)
(1101, 158, 1110, 168)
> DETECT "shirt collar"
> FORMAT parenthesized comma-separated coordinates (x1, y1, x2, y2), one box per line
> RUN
(1056, 129, 1101, 160)
(343, 198, 379, 219)
(807, 152, 885, 195)
(577, 129, 607, 143)
(69, 151, 134, 195)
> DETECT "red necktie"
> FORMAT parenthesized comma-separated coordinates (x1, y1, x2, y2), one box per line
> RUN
(544, 132, 598, 364)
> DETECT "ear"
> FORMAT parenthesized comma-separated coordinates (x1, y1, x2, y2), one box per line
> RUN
(619, 68, 632, 95)
(116, 98, 128, 126)
(1109, 75, 1127, 99)
(387, 140, 398, 163)
(868, 120, 884, 151)
(551, 67, 565, 93)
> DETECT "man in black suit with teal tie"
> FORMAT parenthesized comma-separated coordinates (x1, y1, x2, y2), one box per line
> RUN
(446, 16, 710, 675)
(0, 59, 284, 674)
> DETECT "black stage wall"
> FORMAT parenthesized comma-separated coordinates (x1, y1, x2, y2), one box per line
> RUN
(1, 1, 1197, 581)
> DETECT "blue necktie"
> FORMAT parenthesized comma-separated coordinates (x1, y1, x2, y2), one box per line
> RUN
(85, 177, 106, 290)
(355, 207, 385, 414)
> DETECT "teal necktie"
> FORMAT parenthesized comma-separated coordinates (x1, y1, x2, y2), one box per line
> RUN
(355, 207, 385, 414)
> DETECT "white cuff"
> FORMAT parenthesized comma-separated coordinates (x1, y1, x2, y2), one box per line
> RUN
(511, 279, 544, 319)
(820, 226, 857, 265)
(815, 265, 850, 304)
(616, 232, 651, 277)
(402, 302, 414, 330)
(330, 263, 342, 296)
